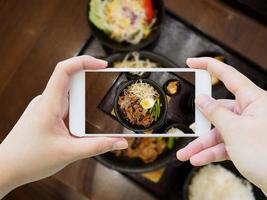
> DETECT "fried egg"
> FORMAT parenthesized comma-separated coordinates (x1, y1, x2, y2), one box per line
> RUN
(140, 98, 155, 109)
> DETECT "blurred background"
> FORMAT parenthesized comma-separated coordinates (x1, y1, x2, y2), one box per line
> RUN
(0, 0, 267, 199)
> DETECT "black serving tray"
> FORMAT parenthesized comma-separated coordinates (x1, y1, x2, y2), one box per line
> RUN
(80, 9, 267, 200)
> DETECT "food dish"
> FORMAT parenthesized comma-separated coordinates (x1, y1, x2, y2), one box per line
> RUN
(183, 161, 267, 200)
(112, 125, 187, 164)
(113, 52, 158, 69)
(88, 1, 164, 51)
(164, 79, 180, 96)
(185, 164, 255, 200)
(113, 52, 157, 79)
(89, 0, 156, 44)
(107, 51, 177, 69)
(118, 80, 161, 128)
(113, 138, 167, 163)
(114, 79, 167, 132)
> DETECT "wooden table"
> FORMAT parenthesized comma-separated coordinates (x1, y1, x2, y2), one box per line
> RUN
(0, 0, 267, 199)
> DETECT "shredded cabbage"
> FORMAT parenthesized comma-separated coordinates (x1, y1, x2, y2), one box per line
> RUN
(125, 80, 159, 100)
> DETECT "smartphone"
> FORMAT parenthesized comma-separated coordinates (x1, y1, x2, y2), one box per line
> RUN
(69, 68, 211, 137)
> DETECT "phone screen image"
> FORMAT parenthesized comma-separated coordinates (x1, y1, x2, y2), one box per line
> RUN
(85, 71, 196, 135)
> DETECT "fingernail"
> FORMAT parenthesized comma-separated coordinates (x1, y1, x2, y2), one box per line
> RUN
(195, 94, 212, 109)
(176, 148, 188, 161)
(97, 59, 108, 66)
(113, 140, 128, 150)
(186, 58, 193, 63)
(176, 149, 183, 158)
(177, 148, 183, 155)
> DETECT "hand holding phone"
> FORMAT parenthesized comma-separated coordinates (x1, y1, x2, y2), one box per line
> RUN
(0, 56, 128, 198)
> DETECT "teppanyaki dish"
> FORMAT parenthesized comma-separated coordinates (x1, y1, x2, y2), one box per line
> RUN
(118, 80, 162, 128)
(112, 126, 185, 164)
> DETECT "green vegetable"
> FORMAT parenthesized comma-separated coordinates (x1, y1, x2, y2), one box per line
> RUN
(149, 99, 162, 121)
(167, 138, 175, 149)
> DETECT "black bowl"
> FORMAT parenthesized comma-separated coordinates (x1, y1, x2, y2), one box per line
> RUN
(87, 0, 165, 51)
(114, 79, 167, 132)
(95, 136, 192, 173)
(183, 161, 266, 200)
(163, 78, 181, 96)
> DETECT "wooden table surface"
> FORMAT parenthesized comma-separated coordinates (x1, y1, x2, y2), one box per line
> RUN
(0, 0, 267, 199)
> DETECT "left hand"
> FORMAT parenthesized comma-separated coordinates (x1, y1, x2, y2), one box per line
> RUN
(0, 56, 128, 198)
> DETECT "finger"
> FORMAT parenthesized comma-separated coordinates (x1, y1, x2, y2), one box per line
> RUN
(70, 137, 128, 160)
(217, 99, 241, 114)
(195, 94, 238, 134)
(177, 129, 222, 161)
(187, 57, 261, 109)
(190, 143, 229, 166)
(43, 55, 107, 101)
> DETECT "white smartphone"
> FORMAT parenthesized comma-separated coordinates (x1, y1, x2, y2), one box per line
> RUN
(69, 68, 211, 137)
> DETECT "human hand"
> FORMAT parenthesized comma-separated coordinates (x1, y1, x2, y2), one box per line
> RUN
(0, 56, 128, 198)
(177, 57, 267, 194)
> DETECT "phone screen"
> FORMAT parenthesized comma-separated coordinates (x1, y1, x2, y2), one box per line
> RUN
(85, 71, 195, 134)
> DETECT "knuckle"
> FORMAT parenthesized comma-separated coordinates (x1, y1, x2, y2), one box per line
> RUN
(93, 139, 114, 152)
(205, 101, 220, 118)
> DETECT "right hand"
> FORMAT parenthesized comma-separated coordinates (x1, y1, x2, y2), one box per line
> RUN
(177, 57, 267, 194)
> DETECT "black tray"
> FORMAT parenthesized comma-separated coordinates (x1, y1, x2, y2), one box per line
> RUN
(80, 9, 267, 200)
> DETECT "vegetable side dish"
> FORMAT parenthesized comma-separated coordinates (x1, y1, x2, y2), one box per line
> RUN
(166, 80, 180, 95)
(89, 0, 156, 44)
(118, 81, 162, 128)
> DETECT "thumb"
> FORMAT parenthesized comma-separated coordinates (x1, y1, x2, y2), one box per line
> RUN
(70, 137, 128, 160)
(195, 95, 238, 134)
